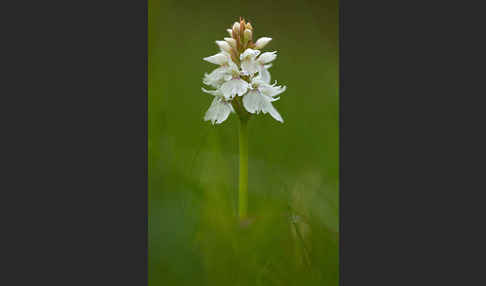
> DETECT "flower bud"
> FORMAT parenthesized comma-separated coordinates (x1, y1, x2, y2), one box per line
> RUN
(246, 22, 253, 30)
(216, 40, 232, 53)
(232, 22, 240, 34)
(239, 19, 246, 34)
(243, 29, 252, 44)
(254, 37, 272, 49)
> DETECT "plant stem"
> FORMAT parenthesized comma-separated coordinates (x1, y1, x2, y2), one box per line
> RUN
(238, 117, 248, 219)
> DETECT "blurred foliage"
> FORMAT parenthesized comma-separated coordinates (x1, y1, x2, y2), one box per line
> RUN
(149, 0, 339, 285)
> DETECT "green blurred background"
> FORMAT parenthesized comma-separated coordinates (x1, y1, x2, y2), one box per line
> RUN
(149, 0, 338, 285)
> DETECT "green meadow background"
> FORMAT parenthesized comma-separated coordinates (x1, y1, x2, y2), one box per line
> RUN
(149, 0, 339, 285)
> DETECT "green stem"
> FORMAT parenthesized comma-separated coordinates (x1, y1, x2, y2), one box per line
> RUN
(238, 117, 248, 219)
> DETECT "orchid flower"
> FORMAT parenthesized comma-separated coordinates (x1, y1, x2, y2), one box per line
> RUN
(202, 19, 286, 124)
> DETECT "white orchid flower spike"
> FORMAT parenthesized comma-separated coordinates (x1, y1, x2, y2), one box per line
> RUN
(201, 18, 286, 124)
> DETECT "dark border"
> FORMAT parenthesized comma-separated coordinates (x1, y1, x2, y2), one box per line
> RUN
(5, 0, 149, 284)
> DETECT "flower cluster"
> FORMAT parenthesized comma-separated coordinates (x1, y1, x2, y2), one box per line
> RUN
(202, 18, 286, 124)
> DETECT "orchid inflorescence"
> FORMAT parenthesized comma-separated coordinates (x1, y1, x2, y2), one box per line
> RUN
(202, 18, 286, 124)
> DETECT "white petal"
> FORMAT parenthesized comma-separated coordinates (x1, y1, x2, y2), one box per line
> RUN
(242, 90, 263, 114)
(203, 52, 229, 65)
(203, 66, 227, 87)
(215, 40, 232, 53)
(241, 59, 260, 75)
(242, 90, 284, 122)
(204, 97, 233, 125)
(201, 87, 223, 97)
(250, 76, 266, 87)
(272, 85, 286, 97)
(240, 48, 260, 60)
(266, 103, 284, 123)
(259, 82, 286, 98)
(258, 51, 277, 64)
(226, 58, 239, 72)
(242, 89, 274, 114)
(223, 73, 233, 81)
(224, 37, 237, 50)
(220, 78, 250, 99)
(258, 65, 271, 83)
(254, 37, 272, 49)
(226, 29, 233, 37)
